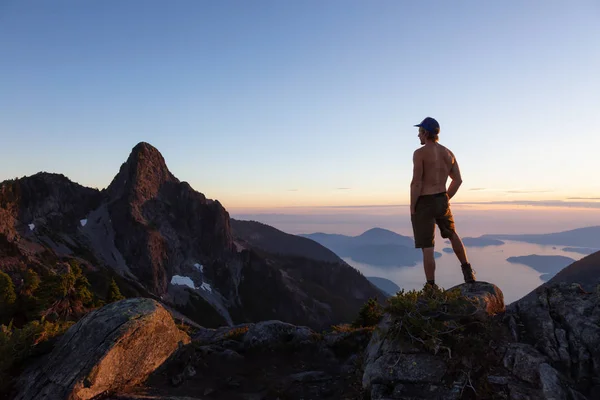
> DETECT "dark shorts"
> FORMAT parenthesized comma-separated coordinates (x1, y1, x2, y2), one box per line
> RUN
(411, 192, 455, 248)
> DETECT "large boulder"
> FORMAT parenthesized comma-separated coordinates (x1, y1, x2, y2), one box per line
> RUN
(15, 298, 190, 400)
(447, 281, 505, 320)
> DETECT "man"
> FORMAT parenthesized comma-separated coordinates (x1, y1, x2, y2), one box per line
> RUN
(410, 117, 476, 289)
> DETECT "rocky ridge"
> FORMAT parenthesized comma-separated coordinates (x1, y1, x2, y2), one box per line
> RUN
(12, 277, 600, 400)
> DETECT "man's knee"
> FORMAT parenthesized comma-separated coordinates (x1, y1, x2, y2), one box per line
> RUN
(440, 228, 455, 239)
(421, 246, 435, 257)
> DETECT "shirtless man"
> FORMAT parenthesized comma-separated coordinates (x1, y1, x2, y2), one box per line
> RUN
(410, 117, 476, 289)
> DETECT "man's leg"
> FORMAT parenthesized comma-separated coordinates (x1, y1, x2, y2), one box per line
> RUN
(422, 247, 436, 282)
(448, 231, 468, 265)
(448, 231, 476, 283)
(436, 195, 475, 283)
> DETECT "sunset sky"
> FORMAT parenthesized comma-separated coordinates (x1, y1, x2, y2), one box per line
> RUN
(1, 1, 599, 215)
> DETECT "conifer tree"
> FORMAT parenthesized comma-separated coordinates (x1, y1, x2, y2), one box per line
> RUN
(106, 278, 125, 303)
(0, 271, 16, 322)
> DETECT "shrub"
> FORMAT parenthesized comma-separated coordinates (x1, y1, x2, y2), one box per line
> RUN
(352, 297, 383, 328)
(385, 287, 480, 356)
(222, 326, 249, 341)
(36, 261, 94, 319)
(0, 271, 16, 323)
(385, 287, 502, 398)
(0, 319, 73, 394)
(106, 278, 125, 303)
(22, 269, 40, 295)
(0, 271, 16, 307)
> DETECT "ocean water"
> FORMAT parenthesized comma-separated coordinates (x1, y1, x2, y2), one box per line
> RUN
(342, 241, 589, 304)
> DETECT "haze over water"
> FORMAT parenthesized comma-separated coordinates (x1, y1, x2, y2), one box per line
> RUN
(343, 241, 587, 304)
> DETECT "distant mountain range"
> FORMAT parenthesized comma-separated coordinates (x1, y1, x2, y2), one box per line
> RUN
(484, 226, 600, 248)
(300, 228, 441, 267)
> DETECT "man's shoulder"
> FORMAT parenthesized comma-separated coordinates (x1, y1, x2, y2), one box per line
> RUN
(437, 144, 455, 157)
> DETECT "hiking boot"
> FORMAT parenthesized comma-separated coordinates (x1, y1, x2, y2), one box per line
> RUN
(461, 263, 476, 283)
(422, 282, 441, 294)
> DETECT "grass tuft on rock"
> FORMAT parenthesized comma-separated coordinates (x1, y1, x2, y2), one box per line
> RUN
(384, 287, 505, 398)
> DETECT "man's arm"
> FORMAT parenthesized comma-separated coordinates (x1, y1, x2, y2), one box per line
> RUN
(447, 156, 463, 200)
(410, 150, 423, 214)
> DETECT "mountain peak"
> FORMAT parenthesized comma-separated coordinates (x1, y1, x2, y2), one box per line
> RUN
(358, 227, 403, 239)
(106, 142, 177, 202)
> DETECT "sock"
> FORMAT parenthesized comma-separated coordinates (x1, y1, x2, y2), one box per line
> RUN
(427, 279, 435, 286)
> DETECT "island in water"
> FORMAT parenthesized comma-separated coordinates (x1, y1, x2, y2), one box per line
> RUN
(562, 247, 599, 255)
(506, 254, 575, 281)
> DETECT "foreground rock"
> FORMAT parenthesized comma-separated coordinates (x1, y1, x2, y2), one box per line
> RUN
(362, 282, 506, 399)
(112, 320, 370, 400)
(508, 282, 600, 399)
(15, 298, 190, 400)
(447, 281, 505, 319)
(361, 281, 595, 399)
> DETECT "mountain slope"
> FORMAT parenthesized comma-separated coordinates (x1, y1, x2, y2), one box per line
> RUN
(230, 219, 342, 263)
(544, 250, 600, 291)
(367, 276, 400, 296)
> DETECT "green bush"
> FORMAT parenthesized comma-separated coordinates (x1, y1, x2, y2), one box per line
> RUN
(22, 269, 40, 295)
(385, 287, 480, 356)
(36, 261, 94, 319)
(0, 271, 16, 322)
(385, 287, 502, 398)
(0, 271, 16, 307)
(352, 297, 383, 328)
(106, 278, 125, 303)
(0, 319, 73, 394)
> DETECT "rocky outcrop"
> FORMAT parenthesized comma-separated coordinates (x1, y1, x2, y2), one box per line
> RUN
(508, 282, 600, 398)
(361, 281, 597, 399)
(15, 298, 190, 400)
(114, 320, 370, 400)
(362, 282, 505, 399)
(448, 281, 505, 320)
(0, 173, 101, 236)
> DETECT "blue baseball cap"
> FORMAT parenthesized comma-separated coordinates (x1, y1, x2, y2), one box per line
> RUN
(414, 117, 440, 134)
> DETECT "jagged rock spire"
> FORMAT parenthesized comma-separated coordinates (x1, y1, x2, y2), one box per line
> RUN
(106, 142, 177, 203)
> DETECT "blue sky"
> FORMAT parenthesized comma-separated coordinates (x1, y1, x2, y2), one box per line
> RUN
(1, 0, 599, 211)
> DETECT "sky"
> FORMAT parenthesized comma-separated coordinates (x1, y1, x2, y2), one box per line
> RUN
(1, 1, 600, 223)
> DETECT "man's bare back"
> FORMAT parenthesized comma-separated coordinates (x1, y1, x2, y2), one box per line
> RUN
(414, 143, 462, 198)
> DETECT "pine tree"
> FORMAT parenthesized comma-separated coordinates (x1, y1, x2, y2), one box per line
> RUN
(22, 269, 40, 294)
(352, 297, 383, 328)
(0, 272, 16, 308)
(106, 278, 125, 303)
(0, 271, 16, 322)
